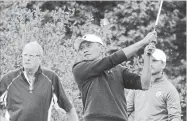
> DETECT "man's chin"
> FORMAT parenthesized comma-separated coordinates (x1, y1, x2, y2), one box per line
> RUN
(23, 66, 33, 70)
(83, 56, 96, 61)
(83, 58, 95, 61)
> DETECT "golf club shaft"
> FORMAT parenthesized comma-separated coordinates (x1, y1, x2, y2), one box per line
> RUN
(154, 0, 164, 31)
(148, 0, 164, 55)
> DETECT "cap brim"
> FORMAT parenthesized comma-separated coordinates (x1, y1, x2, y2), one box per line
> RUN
(74, 38, 86, 51)
(74, 37, 104, 51)
(152, 49, 166, 63)
(152, 55, 166, 62)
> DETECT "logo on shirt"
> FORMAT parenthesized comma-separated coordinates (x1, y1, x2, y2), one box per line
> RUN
(156, 91, 162, 98)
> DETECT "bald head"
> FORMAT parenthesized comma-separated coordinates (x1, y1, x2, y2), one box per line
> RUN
(22, 41, 43, 71)
(23, 41, 43, 57)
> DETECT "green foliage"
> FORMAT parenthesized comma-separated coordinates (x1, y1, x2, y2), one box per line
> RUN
(0, 1, 186, 121)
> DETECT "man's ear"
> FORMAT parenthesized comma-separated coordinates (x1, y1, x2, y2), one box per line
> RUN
(162, 62, 166, 69)
(39, 56, 43, 64)
(99, 44, 106, 56)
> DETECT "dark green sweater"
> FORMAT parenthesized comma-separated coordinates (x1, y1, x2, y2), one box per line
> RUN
(0, 67, 72, 121)
(73, 50, 142, 121)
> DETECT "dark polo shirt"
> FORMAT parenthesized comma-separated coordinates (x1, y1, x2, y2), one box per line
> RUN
(73, 50, 142, 121)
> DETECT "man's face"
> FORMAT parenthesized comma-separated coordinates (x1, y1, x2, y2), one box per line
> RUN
(22, 46, 41, 70)
(151, 56, 166, 75)
(78, 41, 103, 61)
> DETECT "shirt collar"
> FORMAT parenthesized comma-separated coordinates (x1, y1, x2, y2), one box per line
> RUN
(151, 73, 165, 85)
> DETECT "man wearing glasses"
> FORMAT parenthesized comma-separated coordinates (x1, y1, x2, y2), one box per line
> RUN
(0, 41, 79, 121)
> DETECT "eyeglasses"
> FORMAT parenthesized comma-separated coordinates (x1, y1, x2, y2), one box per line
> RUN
(22, 54, 40, 58)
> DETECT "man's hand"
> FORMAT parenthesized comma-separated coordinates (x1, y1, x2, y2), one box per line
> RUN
(65, 108, 79, 121)
(144, 43, 156, 56)
(121, 30, 157, 59)
(0, 108, 8, 121)
(142, 31, 157, 45)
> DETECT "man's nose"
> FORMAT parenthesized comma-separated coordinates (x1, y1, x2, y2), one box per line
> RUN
(24, 56, 30, 60)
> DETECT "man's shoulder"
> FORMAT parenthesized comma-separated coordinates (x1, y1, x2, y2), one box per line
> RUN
(163, 79, 177, 89)
(162, 79, 179, 96)
(2, 68, 21, 78)
(73, 60, 91, 68)
(40, 67, 61, 83)
(0, 68, 22, 86)
(72, 60, 94, 73)
(41, 67, 56, 76)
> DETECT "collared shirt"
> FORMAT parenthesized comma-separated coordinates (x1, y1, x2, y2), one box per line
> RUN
(127, 75, 181, 121)
(0, 67, 72, 121)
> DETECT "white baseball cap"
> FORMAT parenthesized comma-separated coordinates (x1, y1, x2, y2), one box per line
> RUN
(152, 49, 166, 62)
(74, 34, 104, 51)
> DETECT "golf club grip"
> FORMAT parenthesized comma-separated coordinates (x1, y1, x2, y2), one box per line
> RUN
(147, 41, 156, 55)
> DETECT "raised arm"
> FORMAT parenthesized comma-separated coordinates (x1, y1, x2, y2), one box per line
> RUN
(140, 43, 156, 90)
(73, 31, 157, 85)
(122, 43, 155, 90)
(122, 31, 157, 59)
(73, 50, 127, 84)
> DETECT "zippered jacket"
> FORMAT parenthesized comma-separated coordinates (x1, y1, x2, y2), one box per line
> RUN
(0, 67, 72, 121)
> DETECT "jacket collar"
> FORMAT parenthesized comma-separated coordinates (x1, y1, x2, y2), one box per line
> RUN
(21, 66, 42, 77)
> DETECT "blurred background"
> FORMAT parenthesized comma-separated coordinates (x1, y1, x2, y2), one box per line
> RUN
(0, 1, 186, 121)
